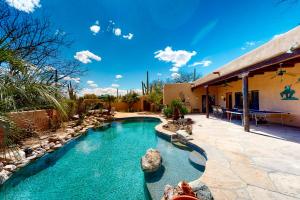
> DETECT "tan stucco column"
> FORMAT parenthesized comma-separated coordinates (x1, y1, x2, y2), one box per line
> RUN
(241, 73, 250, 132)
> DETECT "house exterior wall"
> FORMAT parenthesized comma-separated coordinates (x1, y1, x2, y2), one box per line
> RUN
(163, 83, 203, 112)
(163, 63, 300, 127)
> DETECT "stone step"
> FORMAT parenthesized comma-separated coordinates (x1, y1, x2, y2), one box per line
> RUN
(188, 151, 206, 171)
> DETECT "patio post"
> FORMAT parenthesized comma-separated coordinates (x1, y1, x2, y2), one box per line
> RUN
(205, 85, 209, 118)
(242, 72, 250, 132)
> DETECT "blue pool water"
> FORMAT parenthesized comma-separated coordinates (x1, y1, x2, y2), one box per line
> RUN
(0, 118, 204, 200)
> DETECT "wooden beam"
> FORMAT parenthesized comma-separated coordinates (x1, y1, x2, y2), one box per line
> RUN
(205, 86, 209, 118)
(241, 73, 250, 132)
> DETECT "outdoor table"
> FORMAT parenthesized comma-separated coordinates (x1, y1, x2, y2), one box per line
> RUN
(226, 110, 244, 125)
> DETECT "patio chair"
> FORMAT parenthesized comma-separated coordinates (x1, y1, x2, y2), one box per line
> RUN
(217, 107, 226, 118)
(212, 106, 218, 117)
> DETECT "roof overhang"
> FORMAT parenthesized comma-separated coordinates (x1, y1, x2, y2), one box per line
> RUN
(192, 26, 300, 88)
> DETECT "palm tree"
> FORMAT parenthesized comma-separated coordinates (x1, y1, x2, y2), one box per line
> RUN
(0, 56, 67, 159)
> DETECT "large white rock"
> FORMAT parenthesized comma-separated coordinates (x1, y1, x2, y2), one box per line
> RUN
(141, 148, 162, 173)
(3, 164, 16, 172)
(0, 170, 10, 184)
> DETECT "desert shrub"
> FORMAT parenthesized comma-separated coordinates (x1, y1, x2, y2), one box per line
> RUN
(163, 106, 172, 118)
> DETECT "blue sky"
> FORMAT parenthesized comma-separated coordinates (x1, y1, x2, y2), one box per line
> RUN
(5, 0, 300, 95)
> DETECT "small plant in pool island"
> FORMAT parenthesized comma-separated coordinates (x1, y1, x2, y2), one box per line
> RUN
(163, 100, 188, 120)
(122, 92, 140, 112)
(170, 100, 188, 120)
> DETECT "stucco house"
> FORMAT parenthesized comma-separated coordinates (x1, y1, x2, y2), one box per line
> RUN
(163, 26, 300, 130)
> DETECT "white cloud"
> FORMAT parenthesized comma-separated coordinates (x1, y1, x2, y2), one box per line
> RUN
(157, 73, 162, 76)
(81, 87, 142, 96)
(115, 74, 123, 79)
(114, 28, 122, 36)
(154, 46, 196, 68)
(90, 21, 100, 35)
(171, 73, 181, 79)
(86, 80, 97, 87)
(5, 0, 41, 13)
(169, 67, 179, 72)
(87, 80, 94, 84)
(74, 50, 101, 64)
(123, 33, 134, 40)
(241, 41, 259, 50)
(62, 76, 80, 83)
(190, 60, 212, 67)
(89, 83, 98, 88)
(72, 78, 81, 83)
(111, 84, 120, 88)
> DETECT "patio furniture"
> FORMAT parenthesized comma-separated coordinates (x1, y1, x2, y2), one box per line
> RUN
(250, 110, 289, 126)
(217, 107, 226, 118)
(226, 110, 244, 125)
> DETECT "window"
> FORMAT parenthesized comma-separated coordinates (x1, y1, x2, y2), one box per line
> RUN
(250, 90, 259, 110)
(234, 92, 243, 109)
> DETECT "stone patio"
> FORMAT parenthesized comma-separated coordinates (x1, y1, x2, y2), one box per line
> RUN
(114, 112, 300, 200)
(187, 114, 300, 200)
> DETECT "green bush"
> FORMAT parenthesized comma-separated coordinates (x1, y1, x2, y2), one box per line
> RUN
(180, 106, 189, 116)
(63, 99, 77, 119)
(163, 106, 172, 118)
(169, 99, 189, 119)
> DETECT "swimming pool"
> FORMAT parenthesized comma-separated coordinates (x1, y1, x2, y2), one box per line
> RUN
(0, 118, 204, 200)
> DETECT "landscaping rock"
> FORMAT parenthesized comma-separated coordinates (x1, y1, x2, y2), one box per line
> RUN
(0, 170, 10, 184)
(14, 150, 26, 160)
(0, 162, 3, 171)
(141, 148, 162, 173)
(49, 142, 55, 149)
(31, 144, 41, 149)
(66, 128, 75, 134)
(53, 144, 62, 150)
(27, 155, 37, 161)
(48, 136, 60, 143)
(17, 159, 30, 168)
(3, 164, 16, 172)
(189, 179, 213, 200)
(163, 184, 180, 200)
(24, 147, 33, 157)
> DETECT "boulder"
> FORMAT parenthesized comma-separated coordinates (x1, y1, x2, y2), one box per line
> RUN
(14, 150, 26, 160)
(0, 162, 3, 171)
(141, 148, 162, 173)
(49, 142, 55, 148)
(17, 159, 30, 168)
(3, 164, 16, 172)
(65, 134, 72, 140)
(163, 185, 180, 200)
(48, 136, 60, 143)
(31, 144, 41, 149)
(52, 144, 62, 150)
(189, 180, 213, 200)
(27, 154, 37, 161)
(0, 170, 10, 184)
(24, 147, 33, 157)
(66, 128, 75, 134)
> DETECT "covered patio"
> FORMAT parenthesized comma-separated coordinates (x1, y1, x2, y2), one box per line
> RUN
(191, 26, 300, 132)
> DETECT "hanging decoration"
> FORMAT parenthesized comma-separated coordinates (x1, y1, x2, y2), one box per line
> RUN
(280, 85, 298, 100)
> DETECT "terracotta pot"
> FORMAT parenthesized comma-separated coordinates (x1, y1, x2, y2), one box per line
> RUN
(172, 195, 198, 200)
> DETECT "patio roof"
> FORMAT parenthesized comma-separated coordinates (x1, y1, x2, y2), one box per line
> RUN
(192, 25, 300, 88)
